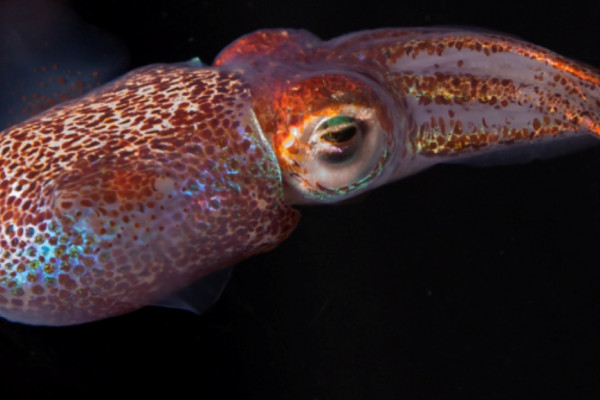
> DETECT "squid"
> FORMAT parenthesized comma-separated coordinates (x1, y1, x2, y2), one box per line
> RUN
(0, 8, 598, 325)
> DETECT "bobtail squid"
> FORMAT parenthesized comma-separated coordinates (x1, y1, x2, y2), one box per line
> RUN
(0, 18, 599, 325)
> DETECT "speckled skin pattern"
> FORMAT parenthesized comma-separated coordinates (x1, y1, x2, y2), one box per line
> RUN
(0, 63, 299, 325)
(1, 28, 599, 325)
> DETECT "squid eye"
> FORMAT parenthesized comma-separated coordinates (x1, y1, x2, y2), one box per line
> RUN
(314, 116, 363, 164)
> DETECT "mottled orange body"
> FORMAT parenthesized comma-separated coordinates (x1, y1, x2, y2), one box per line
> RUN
(0, 64, 298, 325)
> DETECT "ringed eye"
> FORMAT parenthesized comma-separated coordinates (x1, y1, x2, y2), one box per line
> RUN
(313, 115, 363, 164)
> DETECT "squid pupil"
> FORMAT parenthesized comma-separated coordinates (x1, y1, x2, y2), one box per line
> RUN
(318, 116, 358, 144)
(321, 125, 357, 143)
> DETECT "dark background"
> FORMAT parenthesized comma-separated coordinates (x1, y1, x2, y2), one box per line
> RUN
(2, 0, 600, 398)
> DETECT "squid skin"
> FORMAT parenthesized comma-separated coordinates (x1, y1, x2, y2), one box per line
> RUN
(0, 64, 300, 325)
(0, 28, 599, 326)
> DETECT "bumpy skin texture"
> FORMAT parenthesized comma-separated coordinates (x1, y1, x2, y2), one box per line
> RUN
(0, 64, 299, 325)
(1, 28, 600, 325)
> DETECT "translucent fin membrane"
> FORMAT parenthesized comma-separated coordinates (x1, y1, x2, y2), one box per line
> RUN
(153, 268, 233, 315)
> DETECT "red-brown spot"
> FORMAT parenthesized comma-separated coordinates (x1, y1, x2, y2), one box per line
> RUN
(103, 191, 117, 203)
